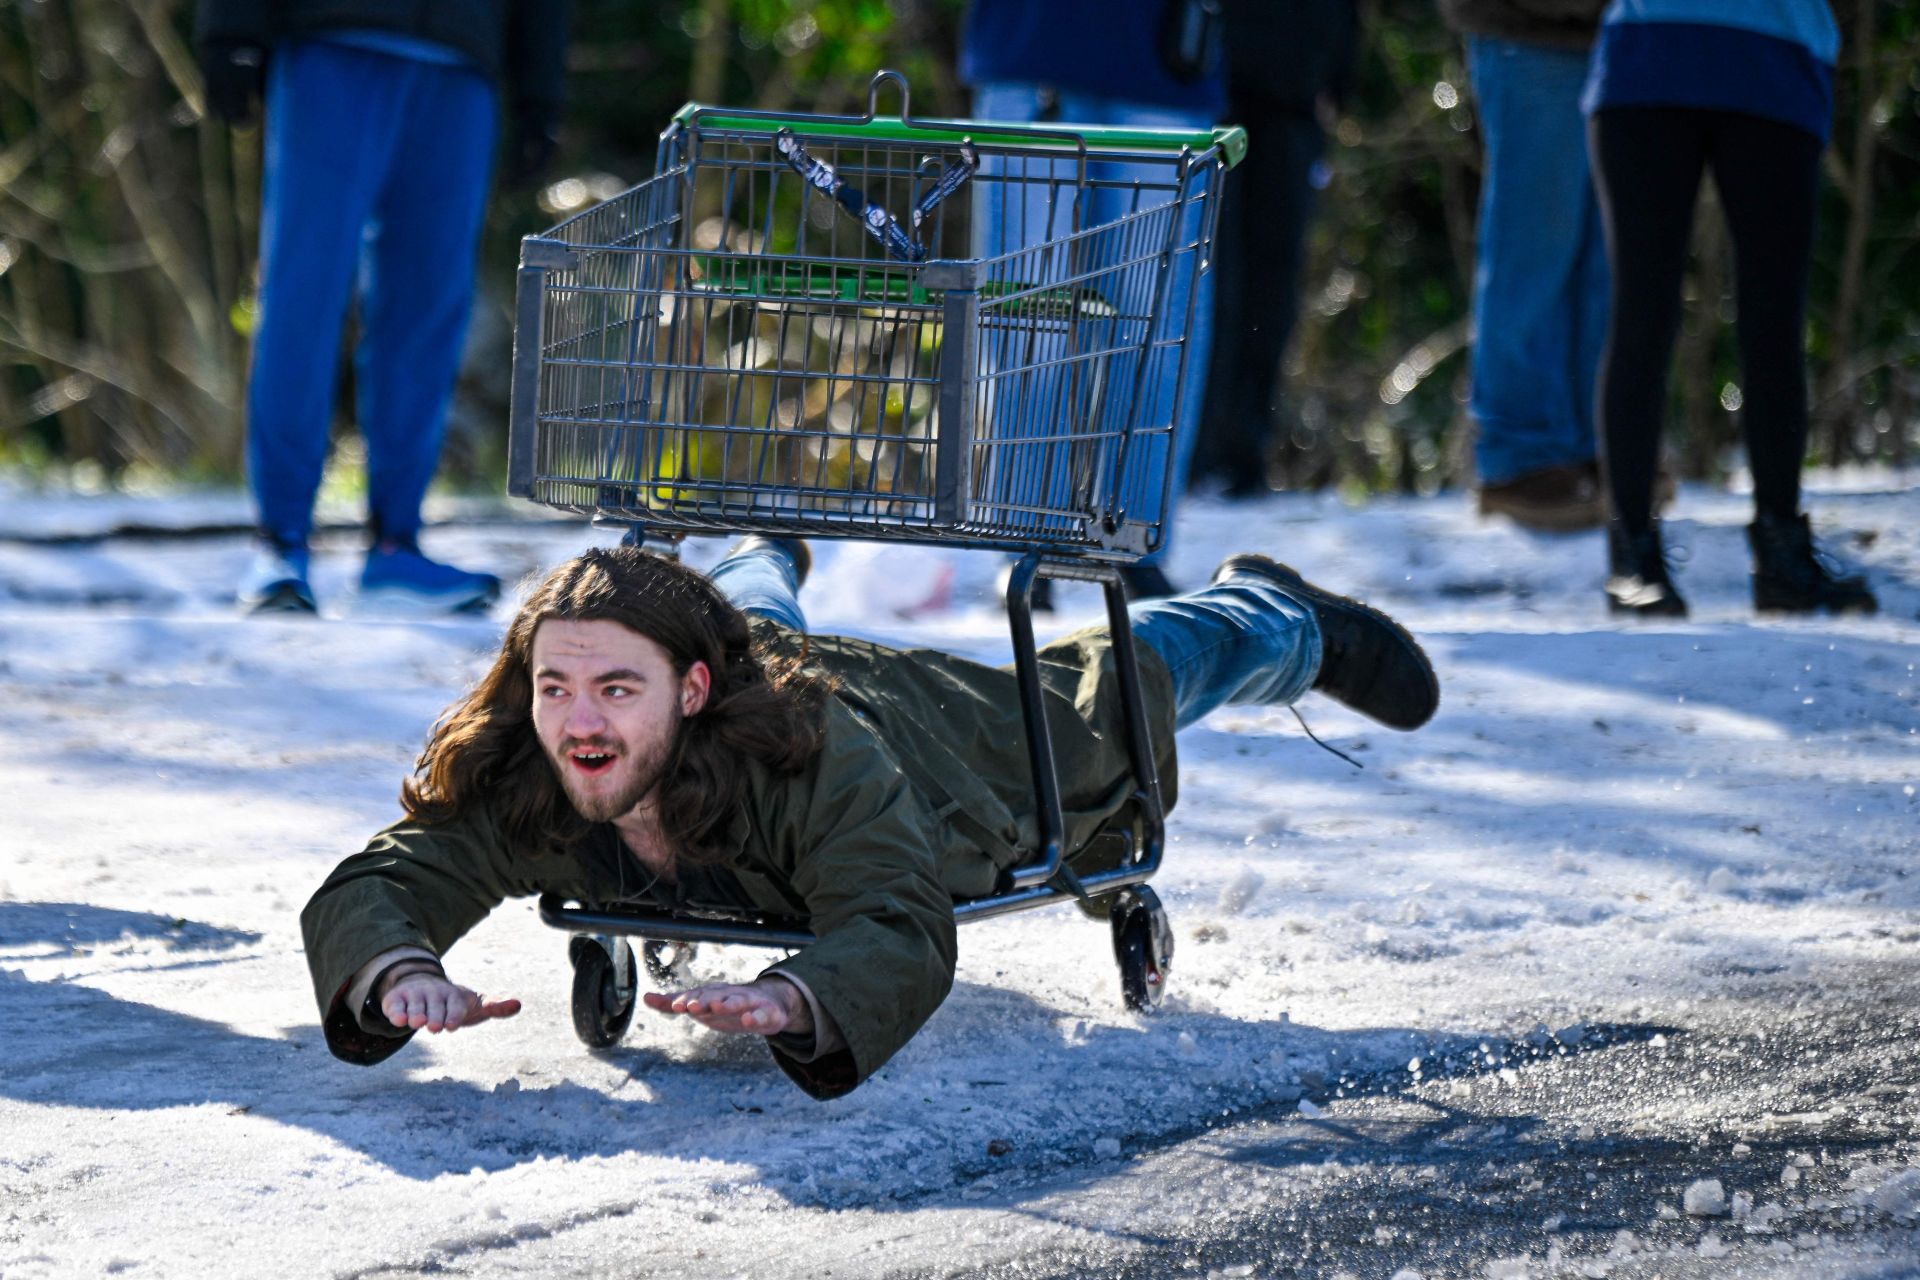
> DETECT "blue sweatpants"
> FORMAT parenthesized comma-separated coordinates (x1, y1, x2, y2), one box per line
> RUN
(249, 40, 497, 549)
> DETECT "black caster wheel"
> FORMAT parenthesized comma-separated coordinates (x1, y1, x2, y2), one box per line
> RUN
(1111, 886, 1174, 1012)
(642, 939, 698, 985)
(569, 935, 637, 1048)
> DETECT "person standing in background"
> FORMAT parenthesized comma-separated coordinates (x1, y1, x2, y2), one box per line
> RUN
(1190, 0, 1357, 501)
(1443, 0, 1613, 532)
(961, 0, 1225, 602)
(196, 0, 571, 614)
(1583, 0, 1877, 616)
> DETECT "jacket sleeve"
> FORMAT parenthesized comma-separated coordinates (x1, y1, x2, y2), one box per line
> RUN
(301, 806, 542, 1066)
(505, 0, 572, 131)
(753, 710, 958, 1100)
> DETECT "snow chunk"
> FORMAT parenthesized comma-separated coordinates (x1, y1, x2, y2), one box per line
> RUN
(1706, 866, 1740, 894)
(1684, 1179, 1729, 1216)
(1389, 1271, 1426, 1280)
(1297, 1098, 1326, 1119)
(1092, 1137, 1121, 1159)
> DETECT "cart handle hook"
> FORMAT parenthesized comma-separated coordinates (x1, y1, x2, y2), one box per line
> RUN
(866, 69, 912, 123)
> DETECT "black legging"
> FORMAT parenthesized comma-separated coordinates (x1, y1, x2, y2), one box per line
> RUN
(1589, 106, 1823, 533)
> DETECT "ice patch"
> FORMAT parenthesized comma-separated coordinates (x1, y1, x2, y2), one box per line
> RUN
(1857, 1167, 1920, 1219)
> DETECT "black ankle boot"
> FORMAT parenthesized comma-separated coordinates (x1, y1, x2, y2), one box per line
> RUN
(1605, 521, 1687, 617)
(1212, 554, 1439, 730)
(1748, 512, 1877, 615)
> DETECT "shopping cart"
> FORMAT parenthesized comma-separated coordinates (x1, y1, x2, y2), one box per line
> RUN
(506, 71, 1244, 1046)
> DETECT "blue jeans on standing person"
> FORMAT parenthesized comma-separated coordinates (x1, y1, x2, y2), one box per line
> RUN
(249, 39, 497, 551)
(969, 83, 1217, 569)
(711, 542, 1320, 729)
(1464, 37, 1610, 487)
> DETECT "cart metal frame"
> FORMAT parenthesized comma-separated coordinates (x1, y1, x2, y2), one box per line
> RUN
(510, 72, 1244, 1028)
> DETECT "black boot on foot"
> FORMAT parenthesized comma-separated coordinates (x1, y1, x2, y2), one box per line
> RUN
(1748, 512, 1877, 615)
(1605, 521, 1688, 618)
(1212, 554, 1440, 730)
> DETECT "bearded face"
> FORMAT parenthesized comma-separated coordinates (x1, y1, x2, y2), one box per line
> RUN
(528, 619, 709, 823)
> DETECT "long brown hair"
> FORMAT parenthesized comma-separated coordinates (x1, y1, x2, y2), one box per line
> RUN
(402, 546, 827, 863)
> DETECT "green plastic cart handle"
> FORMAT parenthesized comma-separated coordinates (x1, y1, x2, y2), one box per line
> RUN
(671, 104, 1247, 170)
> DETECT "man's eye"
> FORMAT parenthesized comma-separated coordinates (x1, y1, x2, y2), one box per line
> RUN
(540, 686, 567, 698)
(603, 685, 631, 698)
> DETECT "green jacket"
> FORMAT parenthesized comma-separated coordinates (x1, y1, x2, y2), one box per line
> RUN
(304, 623, 1179, 1099)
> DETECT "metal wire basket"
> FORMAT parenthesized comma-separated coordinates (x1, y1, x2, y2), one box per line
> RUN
(507, 71, 1244, 560)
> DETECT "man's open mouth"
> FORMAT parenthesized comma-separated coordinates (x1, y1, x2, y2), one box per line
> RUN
(569, 749, 617, 777)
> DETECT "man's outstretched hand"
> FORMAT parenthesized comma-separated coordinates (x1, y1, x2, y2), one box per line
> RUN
(643, 977, 811, 1038)
(383, 974, 521, 1034)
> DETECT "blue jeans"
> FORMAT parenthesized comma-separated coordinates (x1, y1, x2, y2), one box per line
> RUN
(711, 545, 1320, 730)
(969, 83, 1216, 566)
(1465, 37, 1609, 486)
(249, 40, 497, 548)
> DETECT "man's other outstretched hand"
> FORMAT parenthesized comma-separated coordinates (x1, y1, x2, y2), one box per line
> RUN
(643, 978, 812, 1038)
(382, 974, 522, 1034)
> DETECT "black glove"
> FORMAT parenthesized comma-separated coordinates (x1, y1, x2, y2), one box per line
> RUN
(199, 39, 267, 126)
(505, 109, 559, 188)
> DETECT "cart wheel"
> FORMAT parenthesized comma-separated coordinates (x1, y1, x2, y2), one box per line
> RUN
(642, 939, 698, 986)
(1110, 887, 1173, 1012)
(569, 936, 637, 1048)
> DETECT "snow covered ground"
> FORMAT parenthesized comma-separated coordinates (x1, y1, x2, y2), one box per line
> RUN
(0, 473, 1915, 1279)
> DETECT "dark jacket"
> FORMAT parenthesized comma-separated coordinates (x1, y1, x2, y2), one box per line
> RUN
(961, 0, 1227, 116)
(303, 622, 1179, 1101)
(194, 0, 569, 126)
(1223, 0, 1358, 113)
(1438, 0, 1608, 49)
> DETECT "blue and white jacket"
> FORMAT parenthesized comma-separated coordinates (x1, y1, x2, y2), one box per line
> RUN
(1581, 0, 1841, 142)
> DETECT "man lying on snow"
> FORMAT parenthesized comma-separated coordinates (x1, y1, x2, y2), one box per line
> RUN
(303, 539, 1439, 1099)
